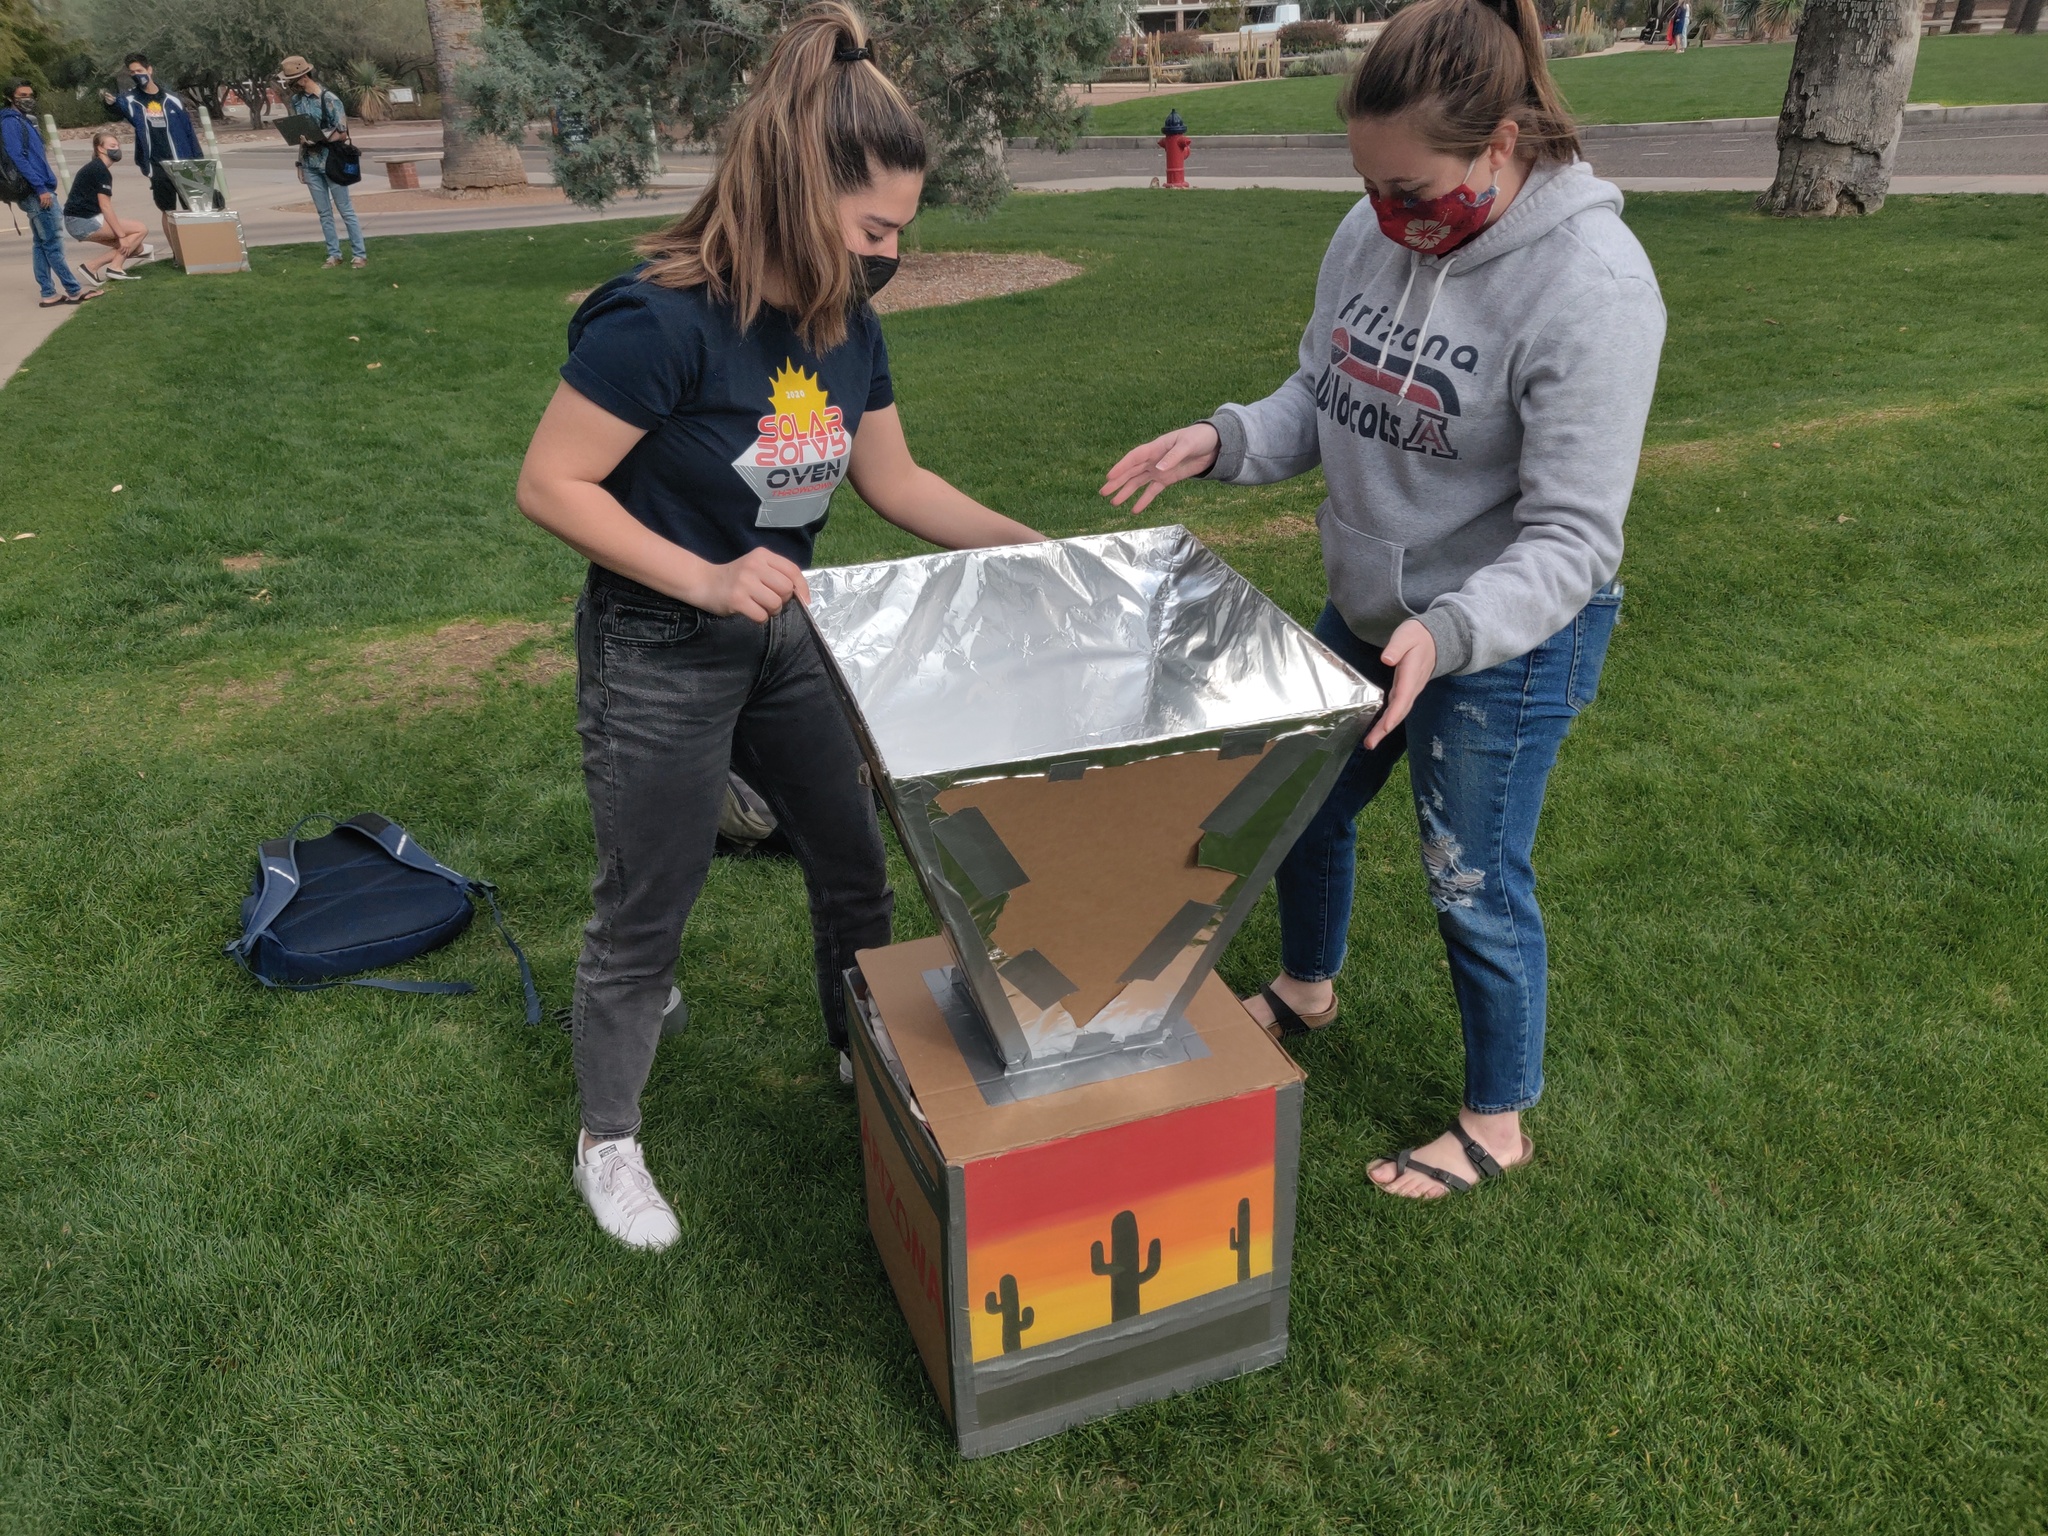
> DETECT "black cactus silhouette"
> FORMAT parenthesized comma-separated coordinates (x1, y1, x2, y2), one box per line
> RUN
(1228, 1197, 1252, 1283)
(1090, 1209, 1161, 1321)
(983, 1273, 1035, 1353)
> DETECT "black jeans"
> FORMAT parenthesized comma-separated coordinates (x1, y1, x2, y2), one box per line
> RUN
(572, 567, 894, 1137)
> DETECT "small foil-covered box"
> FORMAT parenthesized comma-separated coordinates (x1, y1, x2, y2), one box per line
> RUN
(807, 526, 1382, 1075)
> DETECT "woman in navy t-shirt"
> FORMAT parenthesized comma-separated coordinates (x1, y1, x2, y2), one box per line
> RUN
(517, 1, 1042, 1251)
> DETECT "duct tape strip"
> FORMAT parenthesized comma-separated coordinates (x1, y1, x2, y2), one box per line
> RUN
(1219, 730, 1271, 761)
(931, 806, 1030, 895)
(1047, 759, 1090, 782)
(1118, 900, 1220, 983)
(923, 967, 1209, 1104)
(998, 949, 1079, 1009)
(1199, 732, 1323, 838)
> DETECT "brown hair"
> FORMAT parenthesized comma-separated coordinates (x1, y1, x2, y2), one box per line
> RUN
(94, 129, 120, 150)
(638, 1, 926, 353)
(1341, 0, 1580, 165)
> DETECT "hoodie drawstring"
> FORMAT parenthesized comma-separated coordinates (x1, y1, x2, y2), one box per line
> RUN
(1396, 256, 1457, 405)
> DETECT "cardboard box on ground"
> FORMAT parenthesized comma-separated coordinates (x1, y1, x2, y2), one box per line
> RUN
(167, 211, 248, 274)
(809, 529, 1384, 1455)
(848, 937, 1305, 1458)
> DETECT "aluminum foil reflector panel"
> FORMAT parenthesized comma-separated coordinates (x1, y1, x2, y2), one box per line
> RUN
(808, 526, 1382, 1070)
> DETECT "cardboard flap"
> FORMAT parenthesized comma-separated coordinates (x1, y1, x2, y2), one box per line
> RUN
(856, 936, 1303, 1165)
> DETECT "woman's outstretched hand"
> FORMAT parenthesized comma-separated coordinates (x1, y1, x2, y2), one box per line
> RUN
(1365, 619, 1437, 749)
(1100, 424, 1221, 516)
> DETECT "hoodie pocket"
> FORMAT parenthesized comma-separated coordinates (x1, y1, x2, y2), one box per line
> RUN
(1318, 502, 1417, 642)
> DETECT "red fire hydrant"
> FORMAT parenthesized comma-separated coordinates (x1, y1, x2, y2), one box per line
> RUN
(1159, 108, 1192, 189)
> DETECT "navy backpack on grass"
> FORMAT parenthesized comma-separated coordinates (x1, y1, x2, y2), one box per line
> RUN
(225, 813, 541, 1025)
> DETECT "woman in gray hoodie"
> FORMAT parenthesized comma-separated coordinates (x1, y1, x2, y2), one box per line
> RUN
(1103, 0, 1665, 1198)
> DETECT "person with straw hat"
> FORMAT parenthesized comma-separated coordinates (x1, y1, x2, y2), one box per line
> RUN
(279, 55, 366, 269)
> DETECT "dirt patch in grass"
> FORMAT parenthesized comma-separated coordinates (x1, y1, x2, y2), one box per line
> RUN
(564, 251, 1081, 314)
(181, 620, 570, 720)
(221, 553, 271, 573)
(1206, 514, 1318, 548)
(353, 620, 570, 713)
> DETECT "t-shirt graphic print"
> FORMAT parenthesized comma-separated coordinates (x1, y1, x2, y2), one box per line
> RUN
(735, 361, 850, 529)
(560, 270, 894, 569)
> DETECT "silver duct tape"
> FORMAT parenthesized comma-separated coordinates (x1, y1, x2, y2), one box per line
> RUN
(1200, 732, 1324, 838)
(931, 806, 1031, 896)
(1118, 900, 1221, 984)
(809, 528, 1383, 1072)
(998, 949, 1079, 1010)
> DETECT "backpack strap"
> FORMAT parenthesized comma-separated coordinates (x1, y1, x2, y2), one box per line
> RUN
(345, 814, 543, 1026)
(224, 835, 304, 963)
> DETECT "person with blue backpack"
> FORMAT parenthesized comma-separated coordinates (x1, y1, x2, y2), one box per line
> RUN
(3, 79, 99, 308)
(516, 3, 1042, 1251)
(279, 56, 367, 269)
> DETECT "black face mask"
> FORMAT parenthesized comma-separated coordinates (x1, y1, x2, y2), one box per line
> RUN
(131, 73, 152, 91)
(860, 253, 900, 297)
(108, 146, 123, 162)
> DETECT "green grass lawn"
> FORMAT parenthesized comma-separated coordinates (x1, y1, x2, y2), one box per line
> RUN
(4, 189, 2047, 1531)
(1083, 32, 2048, 135)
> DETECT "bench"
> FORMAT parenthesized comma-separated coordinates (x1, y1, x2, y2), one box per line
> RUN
(378, 155, 438, 190)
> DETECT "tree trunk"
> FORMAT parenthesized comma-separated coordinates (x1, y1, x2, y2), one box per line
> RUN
(424, 0, 528, 192)
(1947, 0, 1976, 30)
(1756, 0, 1922, 216)
(2007, 0, 2043, 32)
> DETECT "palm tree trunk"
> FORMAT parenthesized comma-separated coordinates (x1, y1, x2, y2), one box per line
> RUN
(424, 0, 528, 192)
(2005, 0, 2043, 32)
(1946, 0, 1976, 29)
(1756, 0, 1922, 216)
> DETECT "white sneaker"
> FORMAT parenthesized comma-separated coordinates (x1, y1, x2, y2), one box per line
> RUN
(573, 1134, 680, 1250)
(839, 1051, 855, 1087)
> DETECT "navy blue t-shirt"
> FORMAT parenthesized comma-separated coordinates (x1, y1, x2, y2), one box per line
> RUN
(561, 271, 894, 569)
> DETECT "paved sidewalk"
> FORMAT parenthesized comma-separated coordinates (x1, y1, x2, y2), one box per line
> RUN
(3, 122, 710, 387)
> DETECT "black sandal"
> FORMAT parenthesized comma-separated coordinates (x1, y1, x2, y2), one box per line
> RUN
(1376, 1119, 1533, 1195)
(1255, 983, 1339, 1039)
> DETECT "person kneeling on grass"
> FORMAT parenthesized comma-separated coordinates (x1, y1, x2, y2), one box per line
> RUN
(515, 1, 1044, 1252)
(1102, 0, 1665, 1198)
(64, 131, 150, 283)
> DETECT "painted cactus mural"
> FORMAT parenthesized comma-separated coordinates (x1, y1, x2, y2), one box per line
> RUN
(983, 1273, 1036, 1354)
(1090, 1210, 1162, 1321)
(1228, 1196, 1252, 1284)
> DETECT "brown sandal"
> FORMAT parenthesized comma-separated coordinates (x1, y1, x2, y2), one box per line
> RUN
(1252, 983, 1339, 1040)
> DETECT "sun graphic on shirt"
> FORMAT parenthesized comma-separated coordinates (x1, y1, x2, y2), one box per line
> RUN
(769, 360, 829, 421)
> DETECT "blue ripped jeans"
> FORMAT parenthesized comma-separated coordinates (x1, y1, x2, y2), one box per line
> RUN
(1274, 589, 1620, 1113)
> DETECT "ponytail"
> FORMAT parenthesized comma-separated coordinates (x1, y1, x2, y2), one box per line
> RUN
(639, 1, 927, 353)
(1341, 0, 1580, 165)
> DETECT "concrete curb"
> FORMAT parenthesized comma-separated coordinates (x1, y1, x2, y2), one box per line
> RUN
(1020, 102, 2048, 152)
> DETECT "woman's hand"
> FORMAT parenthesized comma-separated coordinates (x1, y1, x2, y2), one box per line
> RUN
(686, 548, 810, 622)
(1099, 424, 1220, 516)
(1366, 619, 1437, 749)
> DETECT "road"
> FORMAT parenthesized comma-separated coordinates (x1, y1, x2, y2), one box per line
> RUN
(1006, 118, 2048, 193)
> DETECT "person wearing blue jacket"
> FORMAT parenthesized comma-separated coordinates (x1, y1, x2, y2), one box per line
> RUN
(3, 80, 98, 307)
(101, 54, 203, 249)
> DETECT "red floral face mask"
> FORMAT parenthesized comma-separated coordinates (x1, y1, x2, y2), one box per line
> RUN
(1369, 159, 1497, 255)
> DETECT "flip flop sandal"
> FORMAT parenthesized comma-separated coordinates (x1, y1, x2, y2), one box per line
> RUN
(1253, 983, 1339, 1040)
(39, 295, 69, 307)
(1376, 1119, 1535, 1196)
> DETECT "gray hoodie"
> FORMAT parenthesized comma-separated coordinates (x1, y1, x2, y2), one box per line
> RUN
(1206, 160, 1665, 676)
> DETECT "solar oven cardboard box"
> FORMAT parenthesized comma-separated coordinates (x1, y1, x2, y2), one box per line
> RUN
(166, 210, 249, 275)
(847, 936, 1306, 1457)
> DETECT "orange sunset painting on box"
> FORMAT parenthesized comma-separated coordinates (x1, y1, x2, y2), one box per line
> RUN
(963, 1089, 1278, 1362)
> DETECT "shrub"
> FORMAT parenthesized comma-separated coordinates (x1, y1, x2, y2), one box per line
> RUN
(1201, 5, 1246, 30)
(1182, 54, 1240, 81)
(1284, 48, 1358, 75)
(1159, 28, 1210, 56)
(1278, 18, 1348, 50)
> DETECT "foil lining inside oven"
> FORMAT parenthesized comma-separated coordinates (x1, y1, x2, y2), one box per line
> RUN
(808, 525, 1383, 1071)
